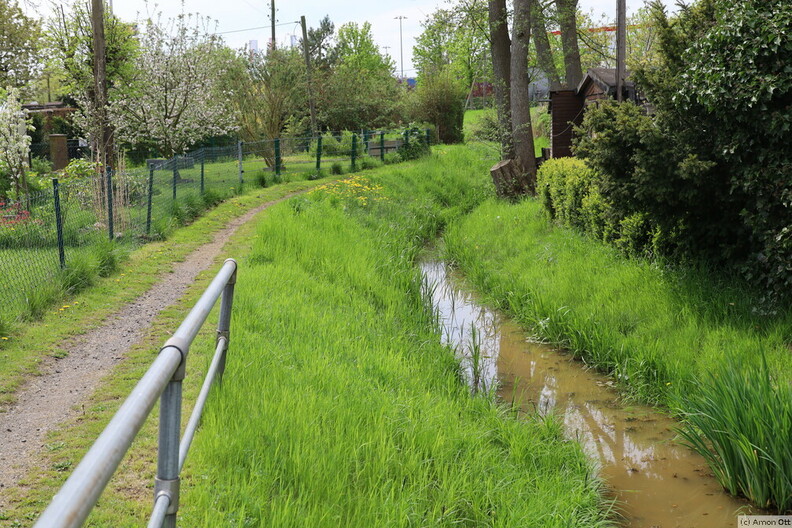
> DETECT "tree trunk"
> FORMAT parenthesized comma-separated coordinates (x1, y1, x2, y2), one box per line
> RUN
(510, 0, 537, 194)
(490, 159, 532, 199)
(556, 0, 583, 89)
(530, 0, 562, 91)
(488, 0, 514, 159)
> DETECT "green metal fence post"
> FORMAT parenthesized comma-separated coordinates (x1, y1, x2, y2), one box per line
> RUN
(237, 140, 244, 185)
(274, 138, 281, 178)
(172, 159, 177, 201)
(404, 129, 410, 150)
(106, 167, 114, 241)
(380, 132, 385, 162)
(146, 168, 154, 236)
(363, 129, 369, 157)
(200, 156, 205, 194)
(425, 128, 431, 146)
(316, 135, 322, 171)
(351, 134, 357, 171)
(52, 178, 66, 269)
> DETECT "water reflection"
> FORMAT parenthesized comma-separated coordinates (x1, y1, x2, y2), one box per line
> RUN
(421, 258, 752, 528)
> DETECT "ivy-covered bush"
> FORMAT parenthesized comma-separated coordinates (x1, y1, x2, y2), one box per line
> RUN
(563, 0, 792, 301)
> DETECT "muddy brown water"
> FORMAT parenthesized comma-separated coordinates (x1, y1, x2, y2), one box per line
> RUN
(421, 259, 753, 528)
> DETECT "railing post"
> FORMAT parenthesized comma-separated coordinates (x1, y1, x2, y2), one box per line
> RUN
(380, 131, 385, 162)
(425, 128, 431, 146)
(52, 178, 66, 269)
(351, 133, 357, 171)
(404, 129, 410, 150)
(146, 168, 154, 236)
(216, 258, 237, 382)
(106, 166, 114, 241)
(237, 140, 244, 185)
(155, 348, 185, 528)
(274, 138, 281, 178)
(363, 129, 369, 156)
(316, 135, 322, 171)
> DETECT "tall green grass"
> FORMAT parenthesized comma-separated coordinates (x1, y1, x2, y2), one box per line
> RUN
(179, 147, 612, 526)
(677, 356, 792, 512)
(444, 198, 792, 512)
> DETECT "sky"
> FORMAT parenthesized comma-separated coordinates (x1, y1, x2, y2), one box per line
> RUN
(29, 0, 679, 76)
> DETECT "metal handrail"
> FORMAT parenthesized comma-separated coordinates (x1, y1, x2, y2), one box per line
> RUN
(34, 258, 238, 528)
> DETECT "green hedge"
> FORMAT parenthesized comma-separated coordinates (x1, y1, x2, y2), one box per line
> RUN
(536, 157, 662, 258)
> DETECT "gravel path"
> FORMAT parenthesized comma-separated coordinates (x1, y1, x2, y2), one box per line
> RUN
(0, 194, 289, 503)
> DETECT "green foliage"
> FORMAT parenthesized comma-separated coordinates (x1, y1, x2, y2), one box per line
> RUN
(0, 0, 41, 92)
(466, 109, 501, 142)
(397, 127, 431, 161)
(677, 356, 792, 512)
(412, 69, 466, 144)
(573, 99, 740, 260)
(629, 0, 792, 301)
(330, 162, 344, 175)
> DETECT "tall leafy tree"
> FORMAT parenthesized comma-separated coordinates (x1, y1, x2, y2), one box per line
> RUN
(0, 0, 41, 93)
(47, 0, 137, 167)
(320, 22, 401, 130)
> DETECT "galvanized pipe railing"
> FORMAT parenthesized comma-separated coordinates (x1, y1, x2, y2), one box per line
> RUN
(34, 258, 238, 528)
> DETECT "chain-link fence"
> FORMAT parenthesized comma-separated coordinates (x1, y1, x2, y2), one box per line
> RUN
(1, 128, 431, 324)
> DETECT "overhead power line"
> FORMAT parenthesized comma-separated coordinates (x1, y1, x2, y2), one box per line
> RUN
(217, 21, 297, 35)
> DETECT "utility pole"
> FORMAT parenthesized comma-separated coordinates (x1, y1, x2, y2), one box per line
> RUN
(394, 15, 407, 78)
(91, 0, 108, 168)
(300, 16, 318, 135)
(270, 0, 276, 49)
(616, 0, 626, 102)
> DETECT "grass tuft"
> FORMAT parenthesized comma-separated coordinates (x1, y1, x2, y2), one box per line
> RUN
(677, 355, 792, 512)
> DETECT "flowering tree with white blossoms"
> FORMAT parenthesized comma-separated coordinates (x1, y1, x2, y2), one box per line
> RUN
(112, 12, 237, 161)
(0, 87, 32, 199)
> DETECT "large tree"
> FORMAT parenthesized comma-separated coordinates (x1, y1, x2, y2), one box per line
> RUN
(111, 13, 237, 159)
(510, 0, 537, 190)
(0, 0, 41, 93)
(320, 22, 402, 130)
(47, 0, 137, 167)
(488, 0, 513, 159)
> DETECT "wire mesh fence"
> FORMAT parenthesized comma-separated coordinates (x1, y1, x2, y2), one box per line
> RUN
(1, 128, 431, 324)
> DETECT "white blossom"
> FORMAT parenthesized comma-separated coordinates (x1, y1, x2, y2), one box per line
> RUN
(0, 86, 32, 197)
(111, 12, 237, 157)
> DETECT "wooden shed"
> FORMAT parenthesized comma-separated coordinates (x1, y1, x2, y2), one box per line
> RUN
(549, 68, 640, 158)
(548, 90, 584, 158)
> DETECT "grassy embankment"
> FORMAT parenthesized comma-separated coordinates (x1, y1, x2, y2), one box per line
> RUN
(443, 198, 792, 511)
(176, 146, 611, 526)
(3, 146, 611, 527)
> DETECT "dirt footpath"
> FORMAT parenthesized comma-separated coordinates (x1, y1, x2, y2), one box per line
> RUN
(0, 194, 290, 503)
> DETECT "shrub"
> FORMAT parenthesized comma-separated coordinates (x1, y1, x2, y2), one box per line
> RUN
(359, 158, 379, 171)
(466, 109, 501, 143)
(383, 152, 402, 165)
(397, 126, 431, 161)
(631, 0, 792, 301)
(254, 170, 269, 188)
(537, 156, 661, 258)
(330, 163, 344, 175)
(412, 68, 466, 144)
